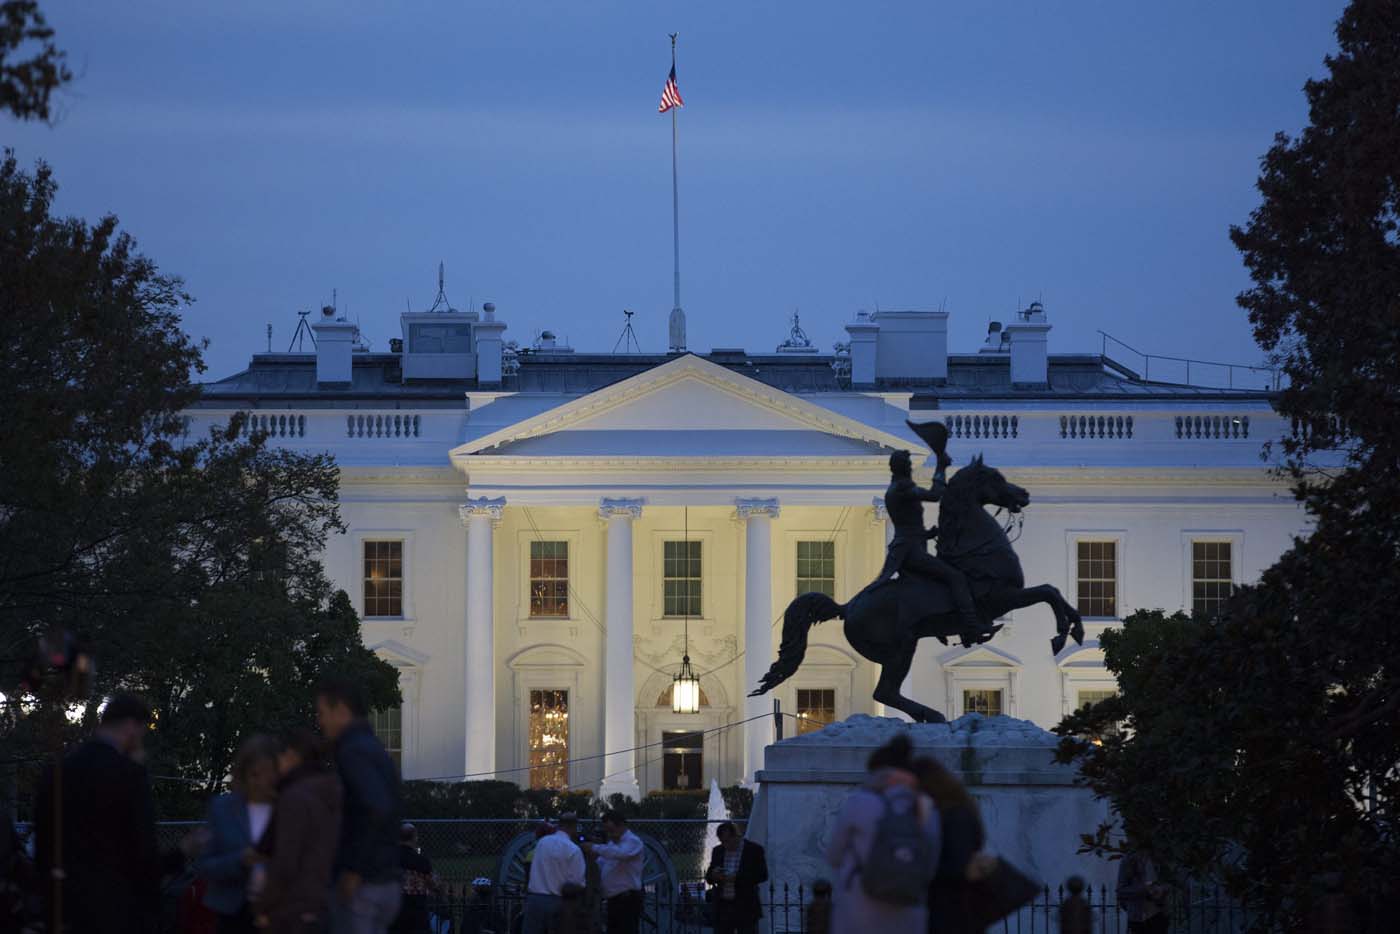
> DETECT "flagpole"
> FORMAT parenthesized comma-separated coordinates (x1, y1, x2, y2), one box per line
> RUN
(669, 33, 683, 346)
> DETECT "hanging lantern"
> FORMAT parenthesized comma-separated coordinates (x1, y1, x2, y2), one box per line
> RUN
(672, 654, 702, 715)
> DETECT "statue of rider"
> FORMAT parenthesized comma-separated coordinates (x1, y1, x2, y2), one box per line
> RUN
(875, 427, 981, 636)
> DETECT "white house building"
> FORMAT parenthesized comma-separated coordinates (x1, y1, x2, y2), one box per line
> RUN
(187, 298, 1303, 799)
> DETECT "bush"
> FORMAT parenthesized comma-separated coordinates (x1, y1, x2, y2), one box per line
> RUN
(399, 780, 594, 819)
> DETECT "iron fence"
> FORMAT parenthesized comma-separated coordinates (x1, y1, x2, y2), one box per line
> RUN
(404, 881, 1257, 934)
(151, 820, 1263, 933)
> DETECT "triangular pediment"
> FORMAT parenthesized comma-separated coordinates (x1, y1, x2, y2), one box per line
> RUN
(452, 354, 922, 459)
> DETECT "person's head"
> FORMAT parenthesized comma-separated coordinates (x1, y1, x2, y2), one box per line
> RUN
(400, 822, 418, 847)
(912, 755, 973, 812)
(97, 693, 152, 759)
(315, 675, 368, 741)
(889, 450, 913, 478)
(600, 810, 628, 841)
(717, 822, 742, 852)
(277, 727, 325, 777)
(533, 821, 556, 839)
(867, 733, 915, 775)
(556, 812, 579, 837)
(231, 734, 281, 802)
(1066, 875, 1086, 896)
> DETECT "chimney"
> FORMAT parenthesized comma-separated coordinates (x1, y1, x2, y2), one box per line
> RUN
(874, 310, 949, 383)
(474, 302, 507, 387)
(979, 321, 1008, 354)
(844, 311, 879, 388)
(312, 306, 356, 386)
(1004, 301, 1051, 387)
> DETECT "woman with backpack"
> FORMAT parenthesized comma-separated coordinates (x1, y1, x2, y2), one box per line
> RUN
(825, 734, 941, 933)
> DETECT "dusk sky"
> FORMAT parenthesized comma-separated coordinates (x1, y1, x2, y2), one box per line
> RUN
(6, 1, 1346, 382)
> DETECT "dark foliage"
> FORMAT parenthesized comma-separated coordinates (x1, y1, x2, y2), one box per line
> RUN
(0, 1, 69, 121)
(0, 153, 398, 816)
(1057, 2, 1400, 928)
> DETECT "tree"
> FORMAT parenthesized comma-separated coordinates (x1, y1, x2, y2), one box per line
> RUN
(0, 1, 70, 121)
(1058, 2, 1400, 927)
(0, 152, 398, 815)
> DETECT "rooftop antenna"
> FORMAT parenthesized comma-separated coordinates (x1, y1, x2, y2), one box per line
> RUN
(613, 309, 642, 353)
(425, 261, 457, 313)
(939, 296, 947, 314)
(288, 309, 317, 352)
(266, 323, 272, 353)
(332, 288, 337, 312)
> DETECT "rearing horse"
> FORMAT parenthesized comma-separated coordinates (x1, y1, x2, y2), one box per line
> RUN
(750, 456, 1084, 723)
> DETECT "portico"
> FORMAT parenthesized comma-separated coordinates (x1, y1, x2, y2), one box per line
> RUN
(449, 355, 920, 792)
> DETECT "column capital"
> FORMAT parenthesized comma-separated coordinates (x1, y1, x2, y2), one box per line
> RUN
(870, 495, 887, 523)
(459, 495, 506, 526)
(734, 497, 780, 521)
(598, 497, 645, 521)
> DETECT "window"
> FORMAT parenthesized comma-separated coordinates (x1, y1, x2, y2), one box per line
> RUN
(1076, 689, 1122, 742)
(796, 688, 837, 735)
(963, 688, 1004, 717)
(1077, 688, 1117, 709)
(662, 729, 703, 790)
(663, 541, 702, 617)
(529, 541, 570, 617)
(408, 321, 472, 354)
(1192, 541, 1233, 617)
(796, 541, 836, 598)
(370, 706, 402, 771)
(528, 689, 569, 789)
(1076, 541, 1117, 618)
(363, 540, 403, 617)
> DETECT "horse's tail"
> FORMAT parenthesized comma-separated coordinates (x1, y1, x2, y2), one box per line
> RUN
(748, 591, 847, 697)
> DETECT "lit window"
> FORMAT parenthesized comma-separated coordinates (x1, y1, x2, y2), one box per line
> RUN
(363, 541, 403, 618)
(1076, 541, 1117, 618)
(796, 541, 836, 598)
(1192, 541, 1233, 618)
(663, 541, 702, 617)
(370, 706, 402, 770)
(529, 541, 569, 618)
(529, 689, 569, 789)
(796, 688, 837, 735)
(963, 689, 1003, 717)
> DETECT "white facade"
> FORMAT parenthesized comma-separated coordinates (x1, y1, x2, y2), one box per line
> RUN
(191, 310, 1302, 797)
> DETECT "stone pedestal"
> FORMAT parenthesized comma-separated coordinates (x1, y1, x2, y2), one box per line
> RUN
(748, 714, 1115, 892)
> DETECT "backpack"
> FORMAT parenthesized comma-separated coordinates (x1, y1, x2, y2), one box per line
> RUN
(857, 786, 937, 906)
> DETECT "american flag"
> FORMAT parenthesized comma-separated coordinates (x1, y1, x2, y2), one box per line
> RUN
(658, 65, 684, 113)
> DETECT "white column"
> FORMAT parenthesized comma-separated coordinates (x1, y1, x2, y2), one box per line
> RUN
(870, 497, 899, 718)
(598, 497, 644, 801)
(737, 497, 780, 783)
(460, 496, 504, 778)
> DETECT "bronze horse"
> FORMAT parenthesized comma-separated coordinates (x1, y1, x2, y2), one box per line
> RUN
(750, 456, 1084, 723)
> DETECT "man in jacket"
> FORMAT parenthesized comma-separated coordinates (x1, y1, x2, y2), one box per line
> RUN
(34, 693, 182, 934)
(705, 823, 768, 934)
(317, 676, 403, 934)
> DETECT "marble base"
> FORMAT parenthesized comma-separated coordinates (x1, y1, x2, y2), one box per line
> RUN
(748, 714, 1115, 891)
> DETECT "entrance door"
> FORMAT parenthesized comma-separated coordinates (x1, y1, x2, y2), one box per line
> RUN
(662, 729, 704, 790)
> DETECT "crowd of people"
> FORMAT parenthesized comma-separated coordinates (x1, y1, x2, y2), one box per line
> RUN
(16, 677, 413, 934)
(4, 690, 1170, 934)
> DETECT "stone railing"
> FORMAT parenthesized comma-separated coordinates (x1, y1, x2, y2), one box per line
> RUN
(239, 412, 305, 438)
(1175, 414, 1250, 439)
(945, 414, 1019, 439)
(347, 413, 422, 438)
(1059, 414, 1133, 439)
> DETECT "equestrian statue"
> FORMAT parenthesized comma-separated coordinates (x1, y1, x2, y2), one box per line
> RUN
(750, 420, 1084, 724)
